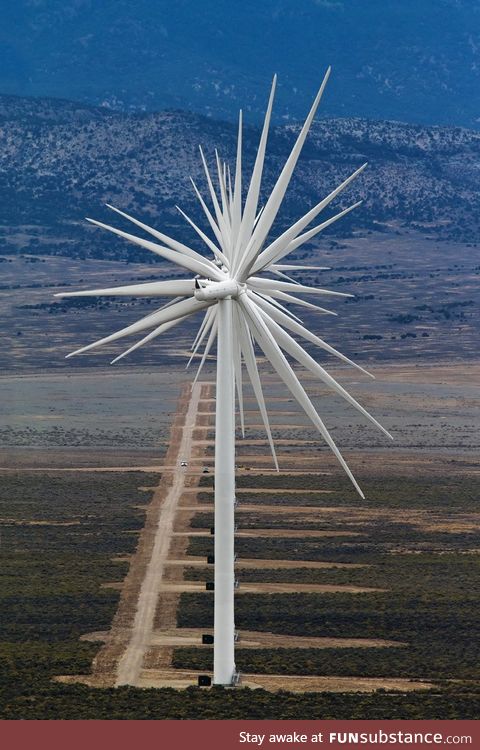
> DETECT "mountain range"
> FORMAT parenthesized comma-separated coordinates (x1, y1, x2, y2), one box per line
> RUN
(1, 93, 480, 263)
(2, 1, 480, 128)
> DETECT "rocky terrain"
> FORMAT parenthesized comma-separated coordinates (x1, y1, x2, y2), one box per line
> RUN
(0, 94, 479, 263)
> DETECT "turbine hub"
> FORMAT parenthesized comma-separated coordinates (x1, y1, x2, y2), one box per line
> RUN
(194, 278, 241, 301)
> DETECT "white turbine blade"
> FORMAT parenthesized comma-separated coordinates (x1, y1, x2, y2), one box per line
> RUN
(259, 309, 391, 439)
(86, 218, 223, 281)
(253, 201, 363, 274)
(157, 295, 188, 311)
(176, 205, 229, 267)
(216, 154, 232, 260)
(215, 150, 231, 227)
(261, 288, 338, 315)
(66, 296, 212, 358)
(111, 315, 188, 364)
(239, 294, 364, 497)
(188, 312, 216, 370)
(232, 75, 277, 271)
(251, 291, 374, 378)
(190, 306, 214, 353)
(105, 204, 213, 265)
(223, 161, 228, 202)
(234, 343, 246, 438)
(187, 306, 216, 368)
(249, 276, 352, 298)
(254, 206, 264, 228)
(236, 304, 278, 470)
(253, 291, 304, 323)
(231, 110, 243, 250)
(232, 304, 245, 438)
(271, 264, 330, 272)
(251, 164, 366, 273)
(238, 68, 331, 279)
(270, 269, 300, 284)
(274, 202, 362, 266)
(193, 315, 218, 383)
(199, 146, 230, 250)
(55, 279, 195, 299)
(190, 178, 226, 252)
(227, 164, 233, 210)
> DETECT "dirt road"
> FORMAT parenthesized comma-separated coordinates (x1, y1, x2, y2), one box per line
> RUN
(115, 382, 202, 687)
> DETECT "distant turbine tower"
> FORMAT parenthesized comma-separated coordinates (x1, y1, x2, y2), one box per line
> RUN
(56, 69, 392, 686)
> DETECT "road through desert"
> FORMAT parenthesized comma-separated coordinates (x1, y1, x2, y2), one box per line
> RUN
(115, 382, 201, 686)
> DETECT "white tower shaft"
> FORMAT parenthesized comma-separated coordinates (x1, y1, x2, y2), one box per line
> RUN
(213, 297, 236, 685)
(57, 73, 392, 687)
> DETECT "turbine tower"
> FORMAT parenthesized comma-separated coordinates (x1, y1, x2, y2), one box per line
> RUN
(55, 69, 392, 686)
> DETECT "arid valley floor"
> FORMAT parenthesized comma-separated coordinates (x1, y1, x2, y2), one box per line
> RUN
(1, 357, 480, 719)
(1, 231, 479, 717)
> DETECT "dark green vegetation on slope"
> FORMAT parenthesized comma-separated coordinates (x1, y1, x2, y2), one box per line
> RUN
(1, 94, 480, 259)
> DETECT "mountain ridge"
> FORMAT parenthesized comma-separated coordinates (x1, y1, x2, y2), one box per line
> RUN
(0, 93, 479, 262)
(2, 0, 480, 129)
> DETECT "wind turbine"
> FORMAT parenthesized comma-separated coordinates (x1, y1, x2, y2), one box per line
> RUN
(55, 69, 392, 686)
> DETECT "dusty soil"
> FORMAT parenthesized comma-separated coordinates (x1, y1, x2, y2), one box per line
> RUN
(79, 382, 212, 686)
(53, 361, 480, 693)
(148, 628, 405, 649)
(70, 378, 404, 691)
(167, 557, 367, 569)
(173, 528, 362, 538)
(157, 581, 384, 594)
(187, 487, 334, 495)
(114, 382, 204, 686)
(239, 675, 435, 693)
(127, 669, 434, 693)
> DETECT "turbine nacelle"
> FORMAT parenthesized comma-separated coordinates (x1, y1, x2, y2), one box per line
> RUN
(194, 278, 243, 301)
